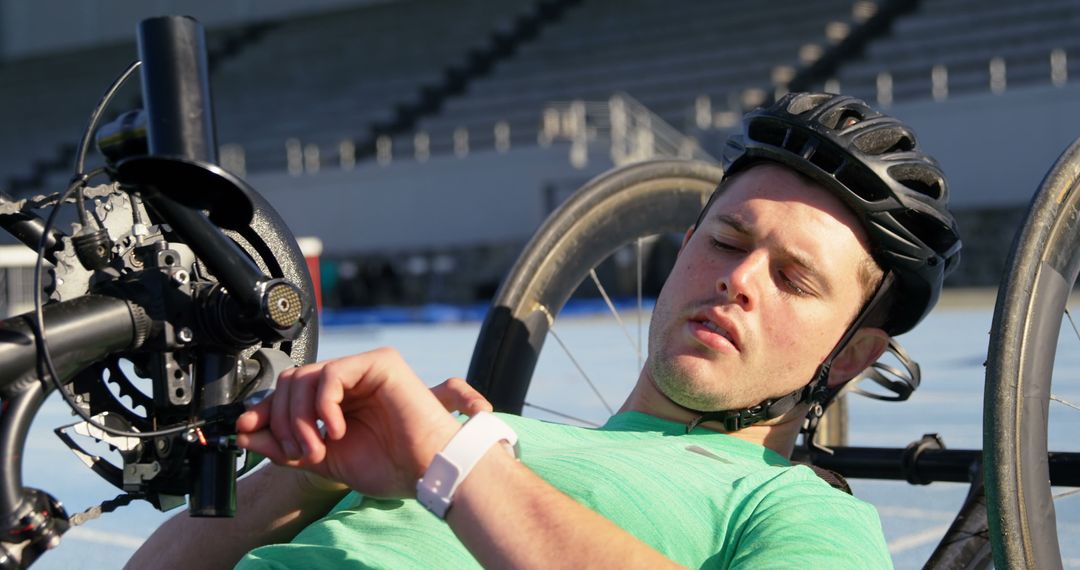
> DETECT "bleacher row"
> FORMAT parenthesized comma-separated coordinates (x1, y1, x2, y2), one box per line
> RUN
(823, 0, 1080, 103)
(2, 0, 1079, 189)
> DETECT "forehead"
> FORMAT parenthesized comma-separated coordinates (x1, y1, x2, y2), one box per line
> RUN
(705, 164, 873, 281)
(708, 164, 869, 246)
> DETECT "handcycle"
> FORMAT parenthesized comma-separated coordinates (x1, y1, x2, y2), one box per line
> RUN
(0, 13, 1076, 570)
(0, 16, 319, 568)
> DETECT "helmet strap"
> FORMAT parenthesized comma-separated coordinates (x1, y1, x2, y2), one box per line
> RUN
(685, 271, 895, 435)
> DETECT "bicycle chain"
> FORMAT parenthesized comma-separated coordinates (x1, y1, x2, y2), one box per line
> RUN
(68, 493, 143, 527)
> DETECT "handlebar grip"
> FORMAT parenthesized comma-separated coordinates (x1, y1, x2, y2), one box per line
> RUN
(137, 16, 217, 163)
(0, 296, 144, 397)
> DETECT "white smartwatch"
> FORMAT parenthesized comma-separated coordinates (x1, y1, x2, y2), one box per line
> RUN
(416, 412, 519, 518)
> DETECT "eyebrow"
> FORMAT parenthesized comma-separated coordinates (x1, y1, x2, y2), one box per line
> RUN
(710, 213, 834, 296)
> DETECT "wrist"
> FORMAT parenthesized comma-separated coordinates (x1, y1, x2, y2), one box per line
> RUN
(416, 412, 519, 518)
(413, 414, 465, 483)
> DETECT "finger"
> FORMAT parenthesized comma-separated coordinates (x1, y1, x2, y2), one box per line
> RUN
(271, 366, 311, 461)
(289, 370, 327, 463)
(237, 429, 289, 466)
(315, 361, 349, 441)
(432, 377, 494, 415)
(236, 395, 273, 433)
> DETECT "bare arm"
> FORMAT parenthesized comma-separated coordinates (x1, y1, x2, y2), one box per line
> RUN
(130, 373, 491, 569)
(124, 465, 348, 570)
(448, 446, 682, 569)
(237, 348, 683, 569)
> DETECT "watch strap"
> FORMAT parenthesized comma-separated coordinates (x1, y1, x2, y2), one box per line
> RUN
(416, 412, 519, 518)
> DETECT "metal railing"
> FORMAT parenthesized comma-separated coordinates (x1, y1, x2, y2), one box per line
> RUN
(539, 92, 716, 169)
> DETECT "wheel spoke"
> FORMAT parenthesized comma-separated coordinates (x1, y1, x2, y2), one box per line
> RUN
(636, 237, 644, 371)
(1049, 393, 1080, 413)
(1053, 487, 1080, 501)
(588, 268, 643, 363)
(1065, 307, 1080, 342)
(548, 325, 614, 415)
(523, 402, 600, 427)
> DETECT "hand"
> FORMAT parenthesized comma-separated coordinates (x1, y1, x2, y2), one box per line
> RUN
(236, 348, 491, 499)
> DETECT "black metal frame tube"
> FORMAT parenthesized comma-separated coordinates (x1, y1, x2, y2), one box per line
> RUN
(0, 296, 137, 394)
(0, 212, 63, 264)
(799, 446, 1080, 487)
(135, 16, 272, 312)
(189, 352, 239, 517)
(137, 16, 217, 163)
(0, 383, 46, 526)
(0, 296, 136, 533)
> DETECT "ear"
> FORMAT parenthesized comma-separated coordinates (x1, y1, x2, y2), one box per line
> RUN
(826, 327, 889, 389)
(679, 225, 695, 251)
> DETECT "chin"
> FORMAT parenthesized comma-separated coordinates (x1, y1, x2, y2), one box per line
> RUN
(650, 358, 733, 412)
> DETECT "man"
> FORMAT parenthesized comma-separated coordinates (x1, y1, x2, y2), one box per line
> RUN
(129, 92, 961, 568)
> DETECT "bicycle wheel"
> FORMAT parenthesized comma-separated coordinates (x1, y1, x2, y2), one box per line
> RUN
(467, 159, 721, 416)
(985, 137, 1080, 568)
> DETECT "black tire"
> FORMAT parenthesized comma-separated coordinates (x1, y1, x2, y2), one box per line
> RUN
(467, 159, 722, 414)
(985, 138, 1080, 568)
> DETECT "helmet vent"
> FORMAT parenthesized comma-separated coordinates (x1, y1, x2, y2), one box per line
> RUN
(821, 108, 864, 130)
(809, 147, 842, 174)
(787, 93, 832, 115)
(892, 210, 958, 255)
(855, 128, 915, 155)
(888, 164, 943, 200)
(837, 167, 890, 202)
(748, 120, 785, 148)
(783, 129, 809, 154)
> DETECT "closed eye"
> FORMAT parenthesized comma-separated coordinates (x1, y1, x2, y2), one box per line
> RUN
(710, 238, 742, 253)
(778, 270, 811, 297)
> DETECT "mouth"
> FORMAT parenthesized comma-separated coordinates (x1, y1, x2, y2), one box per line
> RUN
(688, 313, 741, 353)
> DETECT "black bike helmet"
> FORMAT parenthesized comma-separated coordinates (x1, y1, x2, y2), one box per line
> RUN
(720, 92, 962, 336)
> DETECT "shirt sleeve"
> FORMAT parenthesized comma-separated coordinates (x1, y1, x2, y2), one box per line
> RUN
(723, 469, 893, 569)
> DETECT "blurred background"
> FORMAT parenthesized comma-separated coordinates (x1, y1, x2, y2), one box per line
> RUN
(1, 2, 1079, 567)
(0, 0, 1074, 317)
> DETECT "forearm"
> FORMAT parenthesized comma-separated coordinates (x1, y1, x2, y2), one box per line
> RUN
(125, 464, 347, 570)
(447, 448, 683, 569)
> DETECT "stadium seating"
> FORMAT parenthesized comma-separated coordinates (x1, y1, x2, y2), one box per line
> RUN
(827, 0, 1080, 103)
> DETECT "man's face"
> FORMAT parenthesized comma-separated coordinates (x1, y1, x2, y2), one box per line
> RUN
(644, 163, 873, 412)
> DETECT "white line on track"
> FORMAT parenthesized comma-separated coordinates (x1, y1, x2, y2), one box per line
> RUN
(887, 523, 953, 555)
(62, 527, 144, 549)
(876, 506, 954, 521)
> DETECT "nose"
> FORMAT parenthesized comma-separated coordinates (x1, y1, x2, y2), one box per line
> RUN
(717, 250, 766, 310)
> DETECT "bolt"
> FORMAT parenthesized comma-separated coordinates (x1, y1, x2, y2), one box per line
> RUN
(177, 327, 194, 343)
(171, 269, 189, 286)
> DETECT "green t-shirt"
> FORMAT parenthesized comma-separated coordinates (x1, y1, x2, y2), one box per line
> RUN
(237, 412, 891, 568)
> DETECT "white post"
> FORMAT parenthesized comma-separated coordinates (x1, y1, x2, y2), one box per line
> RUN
(610, 94, 627, 165)
(286, 138, 303, 177)
(339, 140, 356, 171)
(990, 57, 1007, 94)
(303, 143, 320, 174)
(376, 135, 392, 166)
(414, 132, 430, 163)
(494, 121, 511, 153)
(1051, 48, 1067, 87)
(876, 71, 893, 108)
(453, 127, 470, 158)
(932, 65, 948, 101)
